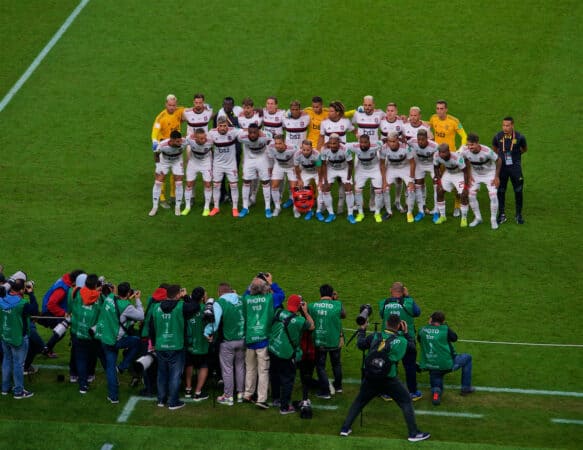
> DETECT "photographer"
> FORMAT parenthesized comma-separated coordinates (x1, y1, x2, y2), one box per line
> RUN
(184, 287, 211, 401)
(149, 284, 200, 410)
(268, 294, 314, 415)
(69, 274, 104, 394)
(1, 279, 38, 399)
(308, 284, 345, 399)
(417, 311, 475, 405)
(204, 282, 245, 406)
(94, 282, 144, 404)
(339, 314, 430, 442)
(242, 272, 284, 409)
(378, 282, 422, 400)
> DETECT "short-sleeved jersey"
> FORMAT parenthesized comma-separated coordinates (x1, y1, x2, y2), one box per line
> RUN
(403, 122, 433, 141)
(429, 114, 466, 150)
(238, 112, 263, 129)
(262, 108, 285, 135)
(216, 106, 243, 122)
(268, 144, 298, 169)
(237, 131, 272, 160)
(304, 107, 329, 146)
(461, 144, 498, 176)
(434, 151, 466, 173)
(294, 149, 321, 174)
(346, 142, 382, 169)
(283, 114, 310, 145)
(186, 136, 213, 161)
(319, 118, 354, 144)
(409, 138, 438, 165)
(157, 138, 186, 158)
(352, 110, 384, 143)
(383, 143, 414, 169)
(183, 107, 213, 135)
(208, 127, 240, 166)
(151, 107, 185, 142)
(320, 144, 353, 171)
(380, 117, 405, 139)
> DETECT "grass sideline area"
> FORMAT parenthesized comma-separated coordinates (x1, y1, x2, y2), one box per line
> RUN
(1, 0, 582, 448)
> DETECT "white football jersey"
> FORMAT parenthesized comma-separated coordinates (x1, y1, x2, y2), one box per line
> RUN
(237, 131, 272, 160)
(346, 142, 382, 169)
(379, 117, 405, 138)
(403, 122, 433, 141)
(183, 107, 213, 134)
(238, 112, 263, 129)
(352, 110, 384, 143)
(383, 143, 414, 169)
(262, 108, 285, 135)
(158, 138, 186, 158)
(283, 114, 310, 145)
(186, 137, 213, 161)
(320, 118, 354, 144)
(294, 149, 320, 174)
(461, 144, 498, 175)
(320, 144, 353, 171)
(434, 151, 466, 174)
(208, 127, 240, 166)
(268, 144, 298, 169)
(409, 138, 438, 165)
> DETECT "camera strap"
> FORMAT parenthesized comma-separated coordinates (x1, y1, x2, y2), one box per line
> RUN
(274, 308, 298, 359)
(113, 296, 131, 335)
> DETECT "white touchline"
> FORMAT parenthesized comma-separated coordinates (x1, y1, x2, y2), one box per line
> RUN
(551, 418, 583, 425)
(117, 396, 146, 423)
(0, 0, 91, 113)
(311, 404, 338, 410)
(415, 410, 483, 419)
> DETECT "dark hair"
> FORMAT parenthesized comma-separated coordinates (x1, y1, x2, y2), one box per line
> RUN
(467, 133, 479, 143)
(117, 282, 131, 298)
(438, 143, 450, 152)
(436, 100, 448, 107)
(417, 129, 428, 138)
(387, 102, 397, 108)
(387, 313, 401, 329)
(431, 311, 446, 324)
(69, 269, 85, 281)
(242, 97, 254, 107)
(290, 100, 301, 108)
(320, 284, 334, 298)
(170, 130, 182, 139)
(266, 96, 278, 104)
(359, 134, 370, 142)
(223, 97, 235, 104)
(218, 282, 231, 295)
(85, 274, 99, 290)
(194, 128, 206, 134)
(166, 285, 181, 299)
(274, 134, 285, 142)
(503, 116, 514, 123)
(248, 123, 260, 130)
(159, 283, 170, 289)
(191, 287, 205, 303)
(193, 93, 205, 100)
(312, 96, 323, 104)
(11, 279, 25, 292)
(329, 101, 345, 116)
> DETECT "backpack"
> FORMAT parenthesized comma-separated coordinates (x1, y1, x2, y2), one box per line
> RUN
(363, 334, 398, 381)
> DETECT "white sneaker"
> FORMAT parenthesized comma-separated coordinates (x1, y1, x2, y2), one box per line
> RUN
(174, 207, 181, 216)
(273, 208, 281, 217)
(329, 381, 336, 396)
(453, 208, 461, 217)
(293, 209, 301, 219)
(148, 207, 158, 216)
(491, 218, 499, 229)
(469, 218, 482, 228)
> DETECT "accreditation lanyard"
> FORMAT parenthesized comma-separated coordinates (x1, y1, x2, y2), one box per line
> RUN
(502, 131, 515, 166)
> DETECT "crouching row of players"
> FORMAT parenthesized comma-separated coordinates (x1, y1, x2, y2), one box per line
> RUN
(150, 123, 501, 229)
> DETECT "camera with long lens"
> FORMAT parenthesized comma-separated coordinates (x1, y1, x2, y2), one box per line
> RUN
(356, 304, 373, 326)
(202, 299, 215, 324)
(133, 351, 157, 373)
(53, 316, 72, 339)
(257, 272, 268, 282)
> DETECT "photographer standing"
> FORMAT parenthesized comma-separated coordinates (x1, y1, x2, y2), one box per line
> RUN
(242, 273, 284, 409)
(339, 314, 430, 442)
(308, 284, 345, 399)
(1, 279, 38, 398)
(418, 311, 475, 405)
(378, 282, 422, 400)
(149, 285, 200, 410)
(95, 282, 144, 404)
(184, 287, 211, 401)
(268, 294, 314, 414)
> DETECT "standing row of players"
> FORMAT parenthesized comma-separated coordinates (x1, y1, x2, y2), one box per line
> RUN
(150, 94, 526, 228)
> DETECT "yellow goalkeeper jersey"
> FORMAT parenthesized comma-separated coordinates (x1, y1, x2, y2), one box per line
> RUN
(429, 114, 467, 150)
(151, 107, 185, 142)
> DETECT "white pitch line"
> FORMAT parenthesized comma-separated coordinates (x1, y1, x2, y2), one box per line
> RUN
(117, 396, 145, 423)
(0, 0, 91, 113)
(415, 410, 483, 419)
(551, 418, 583, 425)
(311, 404, 338, 410)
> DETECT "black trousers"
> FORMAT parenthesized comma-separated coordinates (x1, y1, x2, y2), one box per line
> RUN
(498, 166, 524, 215)
(401, 345, 418, 394)
(341, 376, 419, 436)
(316, 347, 342, 394)
(269, 352, 296, 410)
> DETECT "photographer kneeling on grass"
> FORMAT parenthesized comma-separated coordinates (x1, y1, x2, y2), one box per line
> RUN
(339, 314, 430, 443)
(94, 282, 144, 404)
(417, 311, 475, 405)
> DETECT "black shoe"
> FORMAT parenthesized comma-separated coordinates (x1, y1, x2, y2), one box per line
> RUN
(193, 391, 209, 402)
(461, 387, 476, 396)
(516, 215, 524, 224)
(497, 213, 507, 224)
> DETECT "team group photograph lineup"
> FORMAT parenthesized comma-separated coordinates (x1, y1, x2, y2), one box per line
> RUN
(149, 94, 527, 229)
(1, 1, 580, 449)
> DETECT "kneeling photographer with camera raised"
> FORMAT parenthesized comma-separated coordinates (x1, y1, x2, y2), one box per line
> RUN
(339, 314, 430, 442)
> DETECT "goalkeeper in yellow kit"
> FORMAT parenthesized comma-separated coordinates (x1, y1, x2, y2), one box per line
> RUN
(151, 94, 185, 207)
(429, 100, 467, 216)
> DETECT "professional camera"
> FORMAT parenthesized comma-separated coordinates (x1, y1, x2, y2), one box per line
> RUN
(53, 316, 72, 339)
(202, 298, 215, 324)
(257, 272, 269, 282)
(1, 271, 28, 294)
(133, 351, 157, 373)
(356, 304, 373, 326)
(25, 280, 35, 290)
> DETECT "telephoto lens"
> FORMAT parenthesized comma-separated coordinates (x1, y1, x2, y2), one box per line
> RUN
(356, 304, 373, 326)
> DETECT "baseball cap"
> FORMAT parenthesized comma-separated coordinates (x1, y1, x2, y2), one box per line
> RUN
(75, 273, 87, 288)
(152, 288, 167, 301)
(287, 294, 303, 313)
